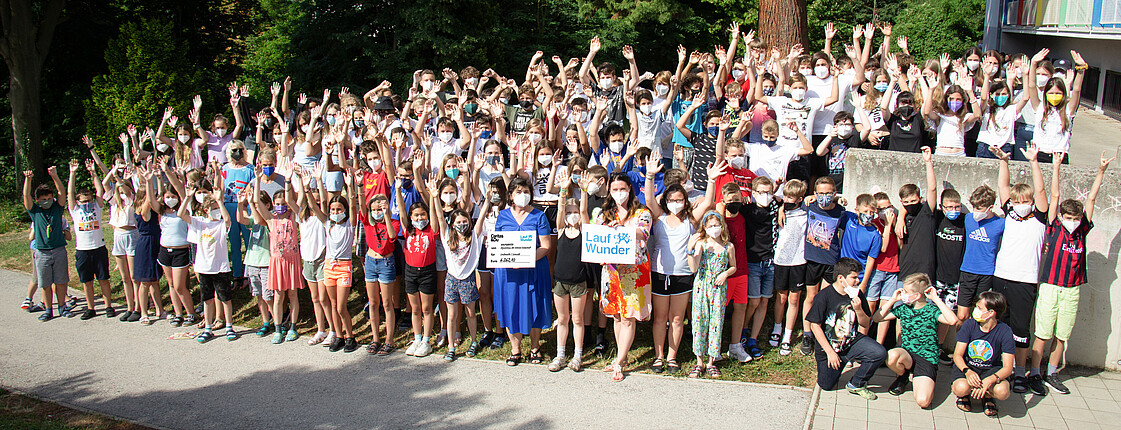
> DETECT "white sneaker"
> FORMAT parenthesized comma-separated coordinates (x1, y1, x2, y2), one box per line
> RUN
(405, 341, 419, 356)
(414, 342, 432, 357)
(320, 332, 337, 347)
(307, 332, 327, 346)
(729, 343, 751, 363)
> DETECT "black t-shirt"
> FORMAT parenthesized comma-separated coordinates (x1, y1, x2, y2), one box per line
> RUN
(956, 318, 1015, 371)
(807, 285, 871, 360)
(585, 193, 607, 220)
(934, 209, 966, 284)
(554, 231, 585, 283)
(744, 201, 778, 262)
(899, 202, 936, 279)
(690, 132, 719, 192)
(887, 113, 926, 153)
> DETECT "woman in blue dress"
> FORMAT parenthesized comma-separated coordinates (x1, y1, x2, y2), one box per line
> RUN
(493, 177, 555, 366)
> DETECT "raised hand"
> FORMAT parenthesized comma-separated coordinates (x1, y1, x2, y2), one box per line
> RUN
(240, 84, 250, 98)
(677, 44, 687, 63)
(162, 106, 174, 121)
(1032, 48, 1050, 64)
(228, 82, 239, 97)
(921, 146, 933, 163)
(1071, 50, 1087, 68)
(193, 95, 203, 111)
(824, 22, 836, 40)
(188, 109, 200, 126)
(82, 135, 94, 149)
(297, 93, 307, 105)
(897, 35, 908, 52)
(68, 159, 80, 173)
(1101, 151, 1116, 170)
(880, 21, 892, 37)
(271, 81, 281, 96)
(589, 35, 601, 53)
(283, 76, 292, 92)
(852, 23, 863, 40)
(127, 124, 138, 137)
(622, 45, 634, 61)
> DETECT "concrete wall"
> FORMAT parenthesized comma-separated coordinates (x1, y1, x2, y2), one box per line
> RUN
(844, 148, 1121, 369)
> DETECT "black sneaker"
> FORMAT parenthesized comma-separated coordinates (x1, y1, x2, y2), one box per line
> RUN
(1043, 373, 1070, 394)
(477, 331, 494, 348)
(104, 307, 116, 318)
(127, 312, 141, 322)
(593, 339, 608, 356)
(1012, 376, 1028, 393)
(1027, 374, 1048, 396)
(328, 337, 345, 352)
(800, 336, 814, 356)
(343, 338, 358, 353)
(80, 308, 97, 320)
(119, 310, 132, 322)
(889, 371, 911, 396)
(938, 350, 953, 365)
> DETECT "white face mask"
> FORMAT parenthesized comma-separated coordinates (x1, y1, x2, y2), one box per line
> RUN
(537, 155, 552, 166)
(177, 135, 190, 144)
(754, 193, 772, 207)
(789, 88, 806, 101)
(421, 80, 434, 92)
(215, 128, 227, 137)
(798, 68, 813, 77)
(902, 292, 920, 304)
(656, 84, 669, 96)
(413, 219, 429, 229)
(728, 156, 745, 169)
(209, 211, 222, 221)
(814, 66, 829, 79)
(1037, 75, 1051, 88)
(301, 125, 311, 135)
(441, 193, 457, 205)
(156, 143, 170, 153)
(195, 192, 208, 204)
(705, 226, 723, 238)
(731, 70, 745, 81)
(330, 213, 346, 223)
(835, 124, 853, 138)
(599, 78, 614, 88)
(565, 213, 581, 226)
(609, 140, 625, 154)
(512, 193, 532, 207)
(1061, 218, 1080, 233)
(1012, 203, 1033, 218)
(667, 202, 685, 214)
(639, 105, 653, 115)
(577, 112, 589, 123)
(864, 70, 873, 80)
(682, 181, 695, 193)
(527, 133, 542, 144)
(587, 182, 601, 195)
(843, 283, 860, 299)
(966, 60, 980, 71)
(611, 191, 629, 205)
(164, 197, 179, 208)
(368, 159, 382, 170)
(972, 210, 989, 221)
(438, 132, 454, 143)
(573, 83, 584, 94)
(464, 77, 479, 88)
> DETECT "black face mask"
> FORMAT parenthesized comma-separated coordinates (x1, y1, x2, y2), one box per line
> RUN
(904, 203, 923, 216)
(231, 149, 244, 161)
(726, 202, 743, 215)
(783, 202, 799, 211)
(520, 100, 534, 110)
(262, 118, 277, 130)
(895, 105, 916, 118)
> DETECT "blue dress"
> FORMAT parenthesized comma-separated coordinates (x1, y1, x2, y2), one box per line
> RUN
(493, 208, 553, 334)
(133, 210, 162, 283)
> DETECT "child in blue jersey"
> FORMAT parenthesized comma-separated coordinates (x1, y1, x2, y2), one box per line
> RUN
(956, 185, 1005, 326)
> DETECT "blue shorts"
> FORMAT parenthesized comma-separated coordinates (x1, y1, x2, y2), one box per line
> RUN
(747, 260, 775, 299)
(364, 254, 397, 284)
(866, 270, 900, 301)
(444, 275, 478, 304)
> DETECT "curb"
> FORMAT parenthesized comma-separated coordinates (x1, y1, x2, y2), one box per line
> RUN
(1, 384, 172, 430)
(802, 383, 820, 430)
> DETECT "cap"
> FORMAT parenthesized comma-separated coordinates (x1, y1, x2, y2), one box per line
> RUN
(1052, 58, 1072, 72)
(370, 96, 394, 111)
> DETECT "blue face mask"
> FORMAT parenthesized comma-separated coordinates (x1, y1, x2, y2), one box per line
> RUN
(992, 95, 1009, 107)
(401, 178, 413, 189)
(817, 194, 834, 208)
(445, 168, 460, 180)
(353, 119, 365, 128)
(945, 210, 961, 220)
(763, 138, 778, 147)
(326, 116, 336, 126)
(479, 130, 493, 140)
(571, 174, 582, 185)
(262, 166, 275, 177)
(762, 88, 775, 96)
(858, 213, 874, 225)
(707, 126, 720, 137)
(874, 83, 889, 93)
(485, 155, 500, 165)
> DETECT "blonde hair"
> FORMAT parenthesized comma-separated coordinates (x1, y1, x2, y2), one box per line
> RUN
(783, 179, 807, 198)
(1009, 183, 1034, 203)
(902, 273, 931, 293)
(225, 139, 247, 162)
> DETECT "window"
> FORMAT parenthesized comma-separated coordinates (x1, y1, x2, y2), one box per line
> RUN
(1103, 0, 1121, 25)
(1081, 67, 1100, 109)
(1102, 69, 1121, 117)
(1066, 0, 1092, 25)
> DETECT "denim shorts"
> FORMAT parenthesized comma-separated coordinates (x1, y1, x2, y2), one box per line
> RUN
(364, 254, 397, 284)
(866, 270, 900, 301)
(747, 260, 775, 299)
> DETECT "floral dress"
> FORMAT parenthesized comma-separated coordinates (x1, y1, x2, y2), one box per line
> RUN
(267, 214, 303, 291)
(599, 207, 653, 321)
(692, 242, 731, 358)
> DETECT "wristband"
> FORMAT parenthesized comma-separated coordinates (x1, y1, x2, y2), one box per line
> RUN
(1075, 64, 1088, 71)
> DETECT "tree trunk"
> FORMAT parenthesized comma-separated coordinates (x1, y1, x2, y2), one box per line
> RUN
(0, 0, 66, 177)
(759, 0, 809, 54)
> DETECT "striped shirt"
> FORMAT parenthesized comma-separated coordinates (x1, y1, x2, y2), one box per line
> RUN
(1039, 219, 1092, 287)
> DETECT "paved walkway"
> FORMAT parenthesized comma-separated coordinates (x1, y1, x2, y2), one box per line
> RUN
(811, 362, 1121, 430)
(0, 269, 810, 429)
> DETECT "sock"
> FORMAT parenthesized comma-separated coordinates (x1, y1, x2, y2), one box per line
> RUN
(742, 329, 751, 339)
(422, 336, 431, 343)
(328, 331, 336, 337)
(747, 338, 757, 347)
(1030, 367, 1041, 377)
(782, 329, 793, 344)
(557, 344, 567, 358)
(414, 334, 422, 343)
(574, 348, 584, 359)
(1014, 367, 1025, 378)
(440, 328, 448, 337)
(1047, 364, 1059, 375)
(772, 325, 782, 336)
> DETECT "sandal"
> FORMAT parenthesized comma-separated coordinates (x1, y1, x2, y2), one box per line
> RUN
(651, 358, 665, 374)
(956, 396, 972, 412)
(688, 364, 703, 378)
(666, 359, 681, 373)
(706, 365, 721, 379)
(610, 364, 625, 382)
(528, 349, 544, 365)
(366, 342, 381, 354)
(506, 353, 522, 366)
(139, 316, 153, 326)
(465, 341, 479, 357)
(983, 398, 998, 417)
(377, 343, 394, 356)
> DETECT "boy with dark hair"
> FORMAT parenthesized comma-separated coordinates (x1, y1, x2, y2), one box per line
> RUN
(800, 176, 848, 355)
(952, 291, 1015, 416)
(933, 186, 967, 363)
(839, 194, 882, 334)
(23, 166, 71, 321)
(807, 257, 886, 399)
(742, 176, 779, 358)
(896, 147, 938, 286)
(814, 110, 872, 192)
(67, 159, 114, 320)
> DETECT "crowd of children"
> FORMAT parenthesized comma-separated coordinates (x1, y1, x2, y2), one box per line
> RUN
(19, 22, 1110, 414)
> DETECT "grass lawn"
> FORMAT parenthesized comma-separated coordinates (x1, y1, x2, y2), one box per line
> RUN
(0, 203, 816, 387)
(0, 388, 152, 430)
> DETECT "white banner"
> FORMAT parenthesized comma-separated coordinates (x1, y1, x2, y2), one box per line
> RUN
(581, 224, 636, 265)
(486, 230, 537, 269)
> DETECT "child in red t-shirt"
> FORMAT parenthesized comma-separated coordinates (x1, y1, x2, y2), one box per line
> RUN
(396, 177, 438, 357)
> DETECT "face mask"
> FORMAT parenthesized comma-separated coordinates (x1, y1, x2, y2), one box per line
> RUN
(754, 193, 772, 207)
(763, 138, 778, 147)
(707, 126, 720, 137)
(728, 156, 745, 169)
(762, 88, 775, 97)
(195, 192, 208, 203)
(465, 78, 479, 88)
(413, 219, 429, 229)
(421, 81, 434, 92)
(725, 201, 743, 214)
(789, 89, 806, 101)
(400, 178, 413, 189)
(512, 193, 531, 207)
(817, 194, 833, 208)
(301, 125, 311, 135)
(1046, 93, 1064, 106)
(835, 125, 853, 138)
(274, 205, 288, 215)
(472, 130, 490, 140)
(326, 116, 336, 126)
(948, 72, 959, 83)
(948, 100, 964, 112)
(902, 292, 920, 305)
(1036, 75, 1050, 88)
(731, 70, 745, 81)
(1061, 218, 1080, 233)
(599, 78, 614, 88)
(1015, 68, 1024, 78)
(498, 97, 509, 106)
(157, 143, 170, 153)
(611, 191, 629, 205)
(993, 95, 1009, 107)
(966, 60, 980, 71)
(667, 202, 685, 214)
(490, 192, 502, 204)
(682, 181, 695, 193)
(536, 94, 546, 104)
(896, 105, 915, 118)
(527, 133, 542, 144)
(639, 105, 653, 115)
(520, 100, 535, 110)
(209, 211, 222, 221)
(484, 155, 500, 166)
(656, 84, 669, 96)
(330, 213, 345, 223)
(37, 198, 54, 209)
(865, 70, 874, 80)
(537, 155, 552, 166)
(705, 226, 723, 237)
(609, 140, 625, 154)
(566, 213, 581, 226)
(445, 168, 460, 180)
(859, 213, 875, 225)
(570, 174, 582, 185)
(573, 83, 584, 94)
(972, 307, 988, 322)
(783, 202, 799, 211)
(945, 210, 961, 220)
(798, 68, 813, 77)
(371, 210, 383, 220)
(874, 83, 889, 93)
(353, 119, 365, 128)
(1012, 203, 1033, 218)
(177, 135, 190, 144)
(587, 182, 601, 195)
(454, 223, 470, 234)
(904, 203, 923, 216)
(438, 132, 454, 143)
(814, 66, 829, 79)
(441, 193, 457, 205)
(462, 103, 478, 115)
(368, 159, 382, 171)
(162, 197, 179, 208)
(843, 283, 860, 299)
(972, 210, 989, 221)
(215, 128, 227, 137)
(262, 166, 275, 177)
(230, 149, 244, 161)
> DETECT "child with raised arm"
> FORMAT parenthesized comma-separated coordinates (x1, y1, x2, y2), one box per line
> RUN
(292, 165, 332, 345)
(398, 172, 439, 358)
(433, 186, 490, 362)
(256, 164, 303, 344)
(178, 183, 235, 343)
(315, 160, 359, 353)
(67, 159, 114, 319)
(237, 168, 273, 337)
(102, 159, 139, 321)
(23, 166, 71, 321)
(1029, 152, 1112, 394)
(874, 273, 959, 408)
